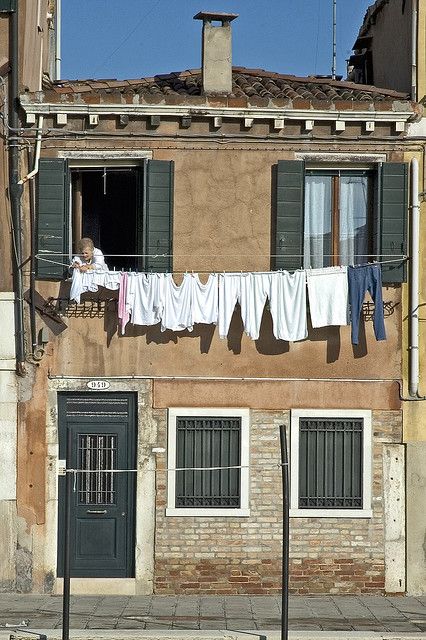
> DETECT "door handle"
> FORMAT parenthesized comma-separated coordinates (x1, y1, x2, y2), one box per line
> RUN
(86, 509, 107, 514)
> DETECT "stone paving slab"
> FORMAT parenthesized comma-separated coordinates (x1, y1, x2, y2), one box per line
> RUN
(0, 594, 425, 636)
(3, 631, 426, 640)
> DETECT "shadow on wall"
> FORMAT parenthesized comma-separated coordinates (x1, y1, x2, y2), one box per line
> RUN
(42, 284, 399, 359)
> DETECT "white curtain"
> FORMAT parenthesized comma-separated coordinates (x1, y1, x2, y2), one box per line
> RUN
(304, 174, 369, 268)
(339, 176, 368, 265)
(304, 175, 332, 268)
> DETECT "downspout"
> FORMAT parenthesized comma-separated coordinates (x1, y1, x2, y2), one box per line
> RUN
(18, 115, 43, 184)
(408, 158, 425, 398)
(411, 0, 418, 100)
(55, 0, 61, 80)
(18, 115, 44, 358)
(9, 2, 26, 375)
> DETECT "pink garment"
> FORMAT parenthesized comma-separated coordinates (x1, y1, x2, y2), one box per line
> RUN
(118, 272, 130, 335)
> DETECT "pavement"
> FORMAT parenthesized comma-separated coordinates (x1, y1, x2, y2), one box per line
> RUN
(0, 594, 425, 640)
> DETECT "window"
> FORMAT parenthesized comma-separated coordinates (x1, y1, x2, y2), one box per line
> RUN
(274, 160, 408, 283)
(290, 409, 372, 518)
(304, 170, 373, 269)
(167, 408, 250, 516)
(36, 157, 174, 278)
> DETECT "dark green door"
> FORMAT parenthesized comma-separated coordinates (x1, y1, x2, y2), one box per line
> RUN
(57, 393, 136, 578)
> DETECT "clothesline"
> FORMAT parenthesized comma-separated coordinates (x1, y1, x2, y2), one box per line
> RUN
(69, 264, 387, 346)
(36, 254, 407, 271)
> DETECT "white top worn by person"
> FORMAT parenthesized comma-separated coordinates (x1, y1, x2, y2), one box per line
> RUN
(71, 237, 107, 272)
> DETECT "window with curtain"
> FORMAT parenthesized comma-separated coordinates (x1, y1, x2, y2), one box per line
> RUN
(304, 170, 373, 269)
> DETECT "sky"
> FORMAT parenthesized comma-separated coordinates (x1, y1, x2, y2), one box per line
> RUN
(61, 0, 373, 82)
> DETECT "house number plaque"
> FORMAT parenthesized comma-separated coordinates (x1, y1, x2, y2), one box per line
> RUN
(86, 380, 111, 390)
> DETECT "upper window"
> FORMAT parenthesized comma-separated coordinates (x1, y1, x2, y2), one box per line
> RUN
(290, 409, 372, 518)
(166, 408, 250, 517)
(304, 170, 373, 269)
(36, 158, 174, 279)
(274, 160, 408, 283)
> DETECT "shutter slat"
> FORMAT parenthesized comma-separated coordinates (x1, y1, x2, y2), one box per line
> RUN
(275, 160, 304, 270)
(378, 162, 408, 283)
(145, 159, 173, 272)
(36, 158, 69, 279)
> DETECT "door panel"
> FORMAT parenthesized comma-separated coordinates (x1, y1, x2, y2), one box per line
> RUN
(57, 393, 136, 578)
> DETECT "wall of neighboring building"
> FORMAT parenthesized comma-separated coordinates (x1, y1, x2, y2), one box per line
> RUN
(0, 0, 56, 592)
(356, 0, 413, 94)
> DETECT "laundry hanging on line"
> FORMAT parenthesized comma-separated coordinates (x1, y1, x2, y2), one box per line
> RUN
(69, 264, 387, 344)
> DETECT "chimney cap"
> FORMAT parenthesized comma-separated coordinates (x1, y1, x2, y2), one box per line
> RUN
(193, 11, 238, 24)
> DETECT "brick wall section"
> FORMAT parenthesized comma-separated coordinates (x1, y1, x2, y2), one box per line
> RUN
(153, 408, 402, 594)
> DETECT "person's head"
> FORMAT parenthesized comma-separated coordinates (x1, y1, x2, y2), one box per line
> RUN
(78, 237, 94, 262)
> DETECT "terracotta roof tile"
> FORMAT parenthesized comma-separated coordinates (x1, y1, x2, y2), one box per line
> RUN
(41, 67, 410, 106)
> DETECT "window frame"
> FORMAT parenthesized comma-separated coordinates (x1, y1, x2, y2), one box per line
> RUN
(290, 409, 372, 518)
(166, 408, 250, 517)
(36, 152, 174, 279)
(66, 157, 151, 267)
(304, 168, 375, 268)
(274, 158, 407, 283)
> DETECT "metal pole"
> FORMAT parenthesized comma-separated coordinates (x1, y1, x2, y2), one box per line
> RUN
(62, 430, 72, 640)
(279, 424, 289, 640)
(332, 0, 337, 80)
(9, 0, 26, 375)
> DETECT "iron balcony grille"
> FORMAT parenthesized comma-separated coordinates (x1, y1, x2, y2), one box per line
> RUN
(78, 434, 117, 505)
(299, 418, 363, 509)
(176, 417, 241, 508)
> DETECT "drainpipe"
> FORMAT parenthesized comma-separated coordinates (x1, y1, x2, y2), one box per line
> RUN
(411, 0, 418, 100)
(18, 115, 43, 184)
(9, 2, 26, 375)
(55, 0, 61, 80)
(408, 158, 425, 398)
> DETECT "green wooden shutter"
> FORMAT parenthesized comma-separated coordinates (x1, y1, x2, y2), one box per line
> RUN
(377, 162, 408, 283)
(36, 158, 69, 279)
(275, 160, 305, 270)
(144, 159, 173, 272)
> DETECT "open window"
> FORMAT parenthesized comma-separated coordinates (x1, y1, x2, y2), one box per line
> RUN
(36, 158, 174, 279)
(274, 160, 408, 283)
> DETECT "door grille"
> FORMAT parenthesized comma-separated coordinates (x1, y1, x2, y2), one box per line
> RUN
(78, 434, 117, 505)
(299, 418, 363, 508)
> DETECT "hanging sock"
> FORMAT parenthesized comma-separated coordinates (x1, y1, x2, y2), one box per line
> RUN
(306, 266, 349, 328)
(268, 270, 308, 342)
(348, 263, 386, 345)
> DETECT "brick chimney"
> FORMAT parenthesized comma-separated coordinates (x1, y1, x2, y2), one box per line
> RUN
(193, 11, 238, 95)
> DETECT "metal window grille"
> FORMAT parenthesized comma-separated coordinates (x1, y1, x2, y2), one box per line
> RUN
(298, 418, 363, 508)
(175, 417, 241, 508)
(78, 434, 117, 505)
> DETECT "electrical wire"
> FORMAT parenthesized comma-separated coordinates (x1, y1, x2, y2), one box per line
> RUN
(91, 0, 162, 77)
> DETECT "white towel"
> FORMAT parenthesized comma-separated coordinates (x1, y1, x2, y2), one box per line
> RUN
(306, 266, 349, 328)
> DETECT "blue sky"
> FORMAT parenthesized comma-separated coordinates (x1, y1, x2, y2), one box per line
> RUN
(61, 0, 373, 81)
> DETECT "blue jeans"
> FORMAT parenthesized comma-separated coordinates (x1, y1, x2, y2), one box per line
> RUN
(348, 264, 386, 345)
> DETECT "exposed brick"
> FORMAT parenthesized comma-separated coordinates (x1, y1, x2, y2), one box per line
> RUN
(153, 409, 399, 595)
